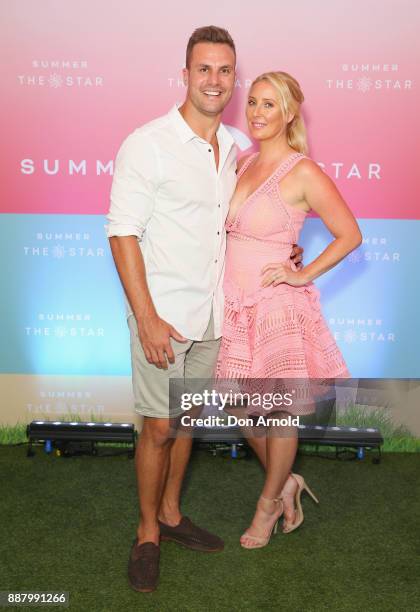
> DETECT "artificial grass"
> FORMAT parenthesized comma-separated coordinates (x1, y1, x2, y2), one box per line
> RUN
(1, 447, 419, 611)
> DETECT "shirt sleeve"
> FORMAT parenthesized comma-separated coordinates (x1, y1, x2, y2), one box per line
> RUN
(106, 130, 159, 240)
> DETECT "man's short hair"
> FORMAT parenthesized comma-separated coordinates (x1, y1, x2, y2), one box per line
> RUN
(186, 25, 236, 68)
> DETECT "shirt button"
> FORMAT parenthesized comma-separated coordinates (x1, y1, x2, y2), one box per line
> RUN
(217, 231, 220, 235)
(214, 259, 218, 263)
(208, 148, 212, 152)
(218, 204, 221, 208)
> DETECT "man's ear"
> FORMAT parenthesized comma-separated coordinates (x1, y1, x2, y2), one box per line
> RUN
(182, 67, 189, 87)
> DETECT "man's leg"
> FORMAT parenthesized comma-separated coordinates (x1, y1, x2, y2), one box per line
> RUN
(156, 315, 224, 551)
(136, 417, 175, 544)
(127, 314, 194, 591)
(157, 435, 192, 526)
(159, 315, 219, 524)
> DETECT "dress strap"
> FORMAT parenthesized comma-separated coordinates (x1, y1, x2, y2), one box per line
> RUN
(264, 153, 307, 191)
(237, 152, 258, 179)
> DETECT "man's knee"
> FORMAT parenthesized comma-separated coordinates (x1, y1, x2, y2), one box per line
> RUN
(141, 417, 174, 447)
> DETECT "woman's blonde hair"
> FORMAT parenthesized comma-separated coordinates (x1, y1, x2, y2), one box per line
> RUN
(251, 71, 308, 154)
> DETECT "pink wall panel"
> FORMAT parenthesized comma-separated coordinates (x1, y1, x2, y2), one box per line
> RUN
(1, 0, 418, 217)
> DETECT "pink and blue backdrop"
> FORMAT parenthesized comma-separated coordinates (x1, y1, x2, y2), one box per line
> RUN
(0, 0, 418, 424)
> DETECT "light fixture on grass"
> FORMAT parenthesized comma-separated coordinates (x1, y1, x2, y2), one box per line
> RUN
(26, 421, 137, 458)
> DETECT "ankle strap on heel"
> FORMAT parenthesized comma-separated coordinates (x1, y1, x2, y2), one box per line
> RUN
(260, 495, 282, 504)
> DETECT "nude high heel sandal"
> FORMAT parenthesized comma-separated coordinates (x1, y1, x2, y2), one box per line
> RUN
(282, 473, 319, 534)
(240, 496, 284, 549)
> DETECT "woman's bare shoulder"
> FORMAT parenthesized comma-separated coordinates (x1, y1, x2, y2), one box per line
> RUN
(294, 157, 323, 179)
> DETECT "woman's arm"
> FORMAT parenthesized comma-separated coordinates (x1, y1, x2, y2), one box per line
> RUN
(296, 159, 362, 283)
(261, 159, 362, 287)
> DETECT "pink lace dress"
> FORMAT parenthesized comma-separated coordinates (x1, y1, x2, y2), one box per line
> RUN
(216, 152, 349, 408)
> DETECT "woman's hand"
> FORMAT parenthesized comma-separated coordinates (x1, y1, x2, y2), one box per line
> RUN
(260, 262, 308, 287)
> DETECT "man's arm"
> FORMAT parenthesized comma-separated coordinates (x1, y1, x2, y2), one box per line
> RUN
(107, 132, 186, 369)
(109, 235, 186, 369)
(290, 244, 304, 268)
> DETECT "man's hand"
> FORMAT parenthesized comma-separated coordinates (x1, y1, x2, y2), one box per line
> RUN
(137, 315, 187, 370)
(290, 244, 304, 268)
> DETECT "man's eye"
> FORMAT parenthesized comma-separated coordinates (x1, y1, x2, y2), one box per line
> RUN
(265, 103, 273, 108)
(248, 100, 255, 105)
(222, 68, 231, 74)
(200, 67, 208, 72)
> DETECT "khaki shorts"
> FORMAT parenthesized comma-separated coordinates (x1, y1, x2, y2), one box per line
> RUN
(127, 314, 221, 418)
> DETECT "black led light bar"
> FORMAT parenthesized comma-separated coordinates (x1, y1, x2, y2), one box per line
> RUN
(26, 420, 137, 457)
(297, 424, 383, 446)
(194, 423, 383, 462)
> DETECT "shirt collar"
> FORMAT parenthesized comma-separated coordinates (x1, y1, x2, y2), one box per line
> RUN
(216, 121, 235, 155)
(169, 104, 235, 151)
(170, 105, 198, 144)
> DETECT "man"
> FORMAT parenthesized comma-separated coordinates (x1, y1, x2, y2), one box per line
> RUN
(107, 25, 302, 593)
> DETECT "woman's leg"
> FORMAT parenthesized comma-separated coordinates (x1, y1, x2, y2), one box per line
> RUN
(239, 419, 299, 527)
(224, 405, 300, 527)
(241, 417, 298, 546)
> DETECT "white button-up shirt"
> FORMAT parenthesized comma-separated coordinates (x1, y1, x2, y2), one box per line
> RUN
(106, 105, 237, 340)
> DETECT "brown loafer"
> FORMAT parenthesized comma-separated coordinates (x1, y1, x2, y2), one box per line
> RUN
(128, 540, 160, 593)
(159, 516, 224, 552)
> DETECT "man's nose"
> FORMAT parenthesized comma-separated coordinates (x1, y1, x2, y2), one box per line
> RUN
(206, 70, 220, 87)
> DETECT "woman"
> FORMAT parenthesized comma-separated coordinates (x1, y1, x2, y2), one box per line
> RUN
(216, 71, 362, 549)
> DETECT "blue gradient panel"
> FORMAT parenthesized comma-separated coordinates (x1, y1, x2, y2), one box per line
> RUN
(300, 218, 419, 377)
(0, 215, 130, 375)
(0, 215, 418, 377)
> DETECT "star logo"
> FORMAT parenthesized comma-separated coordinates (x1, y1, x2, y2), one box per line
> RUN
(344, 329, 357, 344)
(54, 327, 67, 339)
(48, 73, 63, 88)
(357, 77, 373, 93)
(348, 250, 362, 264)
(52, 245, 66, 259)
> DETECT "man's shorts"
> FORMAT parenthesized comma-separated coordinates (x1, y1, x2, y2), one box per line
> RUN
(127, 314, 221, 418)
